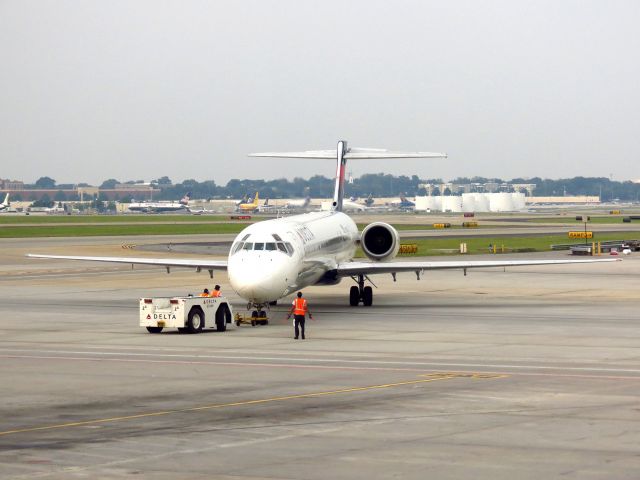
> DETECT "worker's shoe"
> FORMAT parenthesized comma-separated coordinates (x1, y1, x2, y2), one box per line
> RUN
(294, 336, 298, 340)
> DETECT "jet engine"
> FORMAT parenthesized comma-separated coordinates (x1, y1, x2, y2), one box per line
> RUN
(360, 222, 400, 261)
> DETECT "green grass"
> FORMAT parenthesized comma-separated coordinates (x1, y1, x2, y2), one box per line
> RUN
(525, 216, 634, 224)
(393, 232, 640, 256)
(0, 223, 249, 238)
(0, 214, 235, 224)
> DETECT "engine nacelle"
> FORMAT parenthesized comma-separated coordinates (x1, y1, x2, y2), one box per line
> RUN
(360, 222, 400, 262)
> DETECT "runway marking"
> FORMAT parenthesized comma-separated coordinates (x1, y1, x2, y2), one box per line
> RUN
(0, 373, 497, 437)
(2, 348, 640, 378)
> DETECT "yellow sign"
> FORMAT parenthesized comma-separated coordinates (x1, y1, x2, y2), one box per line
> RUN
(399, 244, 418, 254)
(568, 231, 593, 239)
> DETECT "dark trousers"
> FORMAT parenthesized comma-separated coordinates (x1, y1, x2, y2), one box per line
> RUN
(294, 315, 306, 339)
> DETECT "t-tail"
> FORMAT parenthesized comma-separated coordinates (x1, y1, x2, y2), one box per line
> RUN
(249, 141, 447, 212)
(180, 192, 191, 205)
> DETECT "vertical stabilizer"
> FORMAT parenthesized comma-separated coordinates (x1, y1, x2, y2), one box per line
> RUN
(332, 140, 348, 212)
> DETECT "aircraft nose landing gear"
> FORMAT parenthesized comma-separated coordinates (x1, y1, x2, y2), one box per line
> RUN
(349, 274, 373, 306)
(238, 302, 270, 326)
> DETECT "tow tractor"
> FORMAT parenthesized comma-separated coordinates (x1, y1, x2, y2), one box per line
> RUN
(234, 310, 269, 327)
(140, 295, 234, 334)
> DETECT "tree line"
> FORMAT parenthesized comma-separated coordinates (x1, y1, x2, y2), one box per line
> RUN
(15, 174, 640, 202)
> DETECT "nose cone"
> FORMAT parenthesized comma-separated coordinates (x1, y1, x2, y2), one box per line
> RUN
(228, 254, 290, 303)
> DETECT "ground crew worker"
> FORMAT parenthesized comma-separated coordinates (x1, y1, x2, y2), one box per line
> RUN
(199, 288, 210, 297)
(210, 285, 222, 297)
(287, 291, 313, 339)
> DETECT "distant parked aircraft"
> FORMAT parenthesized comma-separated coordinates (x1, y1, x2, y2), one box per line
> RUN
(0, 193, 9, 212)
(128, 193, 191, 213)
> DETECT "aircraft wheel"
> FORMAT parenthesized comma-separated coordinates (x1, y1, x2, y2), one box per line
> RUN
(362, 286, 373, 307)
(349, 286, 360, 306)
(251, 310, 259, 318)
(146, 326, 163, 334)
(187, 308, 204, 333)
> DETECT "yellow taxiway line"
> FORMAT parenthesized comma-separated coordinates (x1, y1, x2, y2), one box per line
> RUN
(0, 372, 505, 437)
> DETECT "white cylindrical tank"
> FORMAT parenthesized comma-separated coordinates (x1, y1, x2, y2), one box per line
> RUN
(512, 192, 526, 210)
(489, 193, 514, 212)
(415, 196, 431, 211)
(441, 196, 462, 212)
(431, 196, 442, 211)
(415, 196, 443, 211)
(474, 193, 490, 212)
(461, 193, 476, 212)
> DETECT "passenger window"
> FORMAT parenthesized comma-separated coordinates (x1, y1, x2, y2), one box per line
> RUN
(265, 243, 276, 251)
(277, 243, 287, 253)
(254, 242, 265, 250)
(242, 242, 253, 250)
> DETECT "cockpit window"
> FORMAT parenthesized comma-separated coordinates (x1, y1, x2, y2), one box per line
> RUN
(231, 242, 243, 254)
(242, 242, 253, 250)
(284, 242, 294, 256)
(254, 242, 265, 251)
(265, 242, 276, 251)
(241, 234, 250, 241)
(277, 242, 287, 253)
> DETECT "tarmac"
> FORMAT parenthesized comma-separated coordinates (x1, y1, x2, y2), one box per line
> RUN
(1, 235, 639, 479)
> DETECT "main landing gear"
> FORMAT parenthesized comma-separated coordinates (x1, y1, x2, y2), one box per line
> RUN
(349, 274, 373, 307)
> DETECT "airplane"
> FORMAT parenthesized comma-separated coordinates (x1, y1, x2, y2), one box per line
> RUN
(44, 202, 66, 214)
(0, 193, 9, 212)
(28, 140, 617, 314)
(237, 192, 260, 212)
(284, 196, 311, 211)
(341, 197, 368, 212)
(363, 194, 375, 207)
(128, 193, 191, 213)
(390, 195, 415, 211)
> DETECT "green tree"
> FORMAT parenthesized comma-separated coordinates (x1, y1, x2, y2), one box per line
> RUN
(53, 190, 67, 201)
(32, 194, 53, 208)
(100, 179, 119, 189)
(35, 177, 56, 189)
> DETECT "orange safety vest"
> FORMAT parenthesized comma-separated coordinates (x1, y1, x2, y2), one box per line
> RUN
(199, 292, 209, 297)
(210, 290, 221, 297)
(292, 298, 308, 316)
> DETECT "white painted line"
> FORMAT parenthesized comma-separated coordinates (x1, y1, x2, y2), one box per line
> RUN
(1, 347, 640, 376)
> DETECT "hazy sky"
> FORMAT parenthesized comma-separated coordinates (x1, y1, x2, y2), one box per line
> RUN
(1, 0, 639, 185)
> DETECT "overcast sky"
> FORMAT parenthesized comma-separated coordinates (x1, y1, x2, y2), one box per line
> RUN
(1, 0, 639, 185)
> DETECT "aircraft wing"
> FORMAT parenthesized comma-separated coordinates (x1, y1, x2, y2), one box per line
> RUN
(27, 254, 228, 270)
(335, 258, 618, 276)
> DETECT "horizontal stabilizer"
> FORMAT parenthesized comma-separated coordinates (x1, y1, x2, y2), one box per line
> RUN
(249, 148, 447, 160)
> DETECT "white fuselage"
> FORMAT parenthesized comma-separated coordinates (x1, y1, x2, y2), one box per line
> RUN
(228, 211, 359, 303)
(128, 202, 187, 213)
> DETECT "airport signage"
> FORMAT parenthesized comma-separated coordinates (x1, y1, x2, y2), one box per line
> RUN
(399, 244, 418, 254)
(568, 231, 593, 239)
